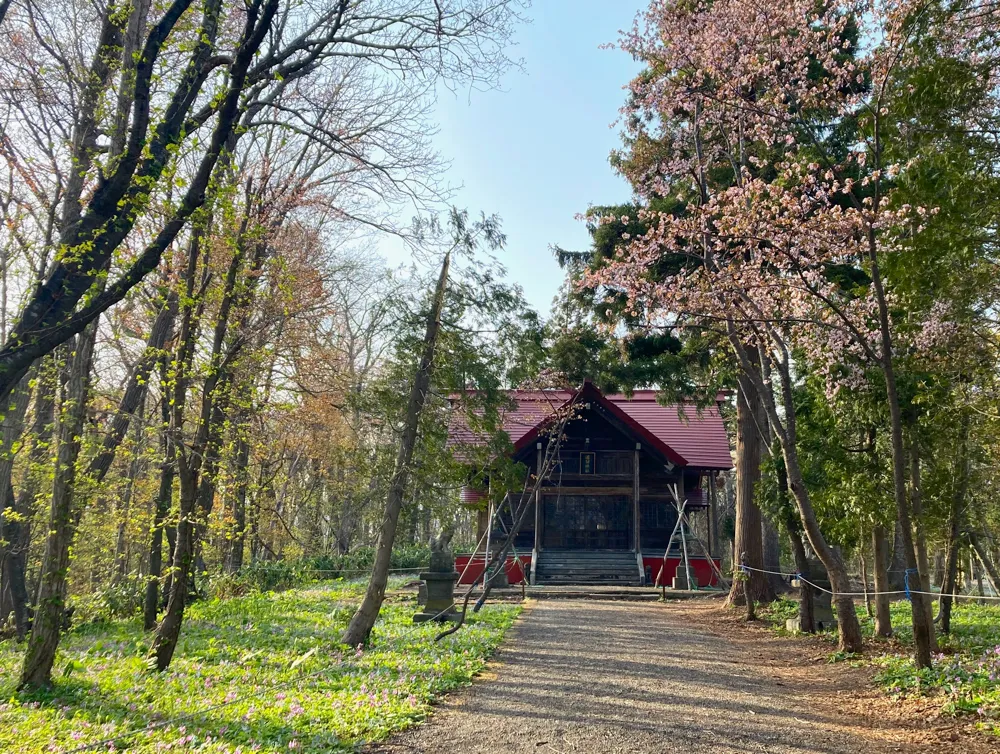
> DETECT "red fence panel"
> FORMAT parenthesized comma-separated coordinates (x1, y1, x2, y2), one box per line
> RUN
(642, 555, 722, 587)
(455, 554, 530, 585)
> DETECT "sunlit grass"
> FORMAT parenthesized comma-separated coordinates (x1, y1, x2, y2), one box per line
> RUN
(0, 579, 519, 753)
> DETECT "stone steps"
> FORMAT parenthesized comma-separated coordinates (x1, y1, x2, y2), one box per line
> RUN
(535, 550, 642, 586)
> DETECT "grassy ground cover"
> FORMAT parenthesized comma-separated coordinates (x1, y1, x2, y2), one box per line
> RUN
(757, 596, 1000, 735)
(0, 579, 520, 753)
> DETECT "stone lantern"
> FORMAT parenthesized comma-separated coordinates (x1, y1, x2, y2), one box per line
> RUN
(414, 529, 460, 623)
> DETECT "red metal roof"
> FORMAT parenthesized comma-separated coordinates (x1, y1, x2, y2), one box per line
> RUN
(448, 384, 733, 470)
(609, 390, 732, 469)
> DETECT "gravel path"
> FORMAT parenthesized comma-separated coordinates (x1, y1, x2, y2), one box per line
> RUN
(371, 599, 902, 754)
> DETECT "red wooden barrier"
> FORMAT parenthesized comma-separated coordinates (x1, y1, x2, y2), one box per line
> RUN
(643, 555, 722, 588)
(455, 554, 530, 585)
(453, 553, 722, 587)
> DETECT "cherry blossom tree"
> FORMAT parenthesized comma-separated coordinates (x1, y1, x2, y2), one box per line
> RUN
(592, 0, 1000, 661)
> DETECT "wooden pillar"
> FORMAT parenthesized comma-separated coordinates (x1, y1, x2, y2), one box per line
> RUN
(633, 444, 641, 551)
(634, 443, 643, 583)
(476, 508, 488, 543)
(677, 469, 686, 552)
(531, 442, 543, 585)
(483, 498, 494, 587)
(708, 472, 719, 558)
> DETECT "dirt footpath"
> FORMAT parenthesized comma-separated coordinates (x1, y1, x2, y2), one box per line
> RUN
(370, 598, 995, 754)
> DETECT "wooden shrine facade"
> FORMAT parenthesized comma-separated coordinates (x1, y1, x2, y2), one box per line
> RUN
(448, 382, 733, 586)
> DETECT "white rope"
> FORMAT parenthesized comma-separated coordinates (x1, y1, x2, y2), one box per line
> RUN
(740, 564, 1000, 601)
(303, 567, 425, 575)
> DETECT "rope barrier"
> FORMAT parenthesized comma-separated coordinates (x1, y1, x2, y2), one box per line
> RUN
(260, 558, 499, 579)
(302, 567, 425, 575)
(738, 564, 1000, 601)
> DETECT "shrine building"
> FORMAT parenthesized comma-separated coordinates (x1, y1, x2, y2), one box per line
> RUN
(448, 382, 732, 588)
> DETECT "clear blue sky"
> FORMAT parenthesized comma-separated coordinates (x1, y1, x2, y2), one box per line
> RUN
(422, 1, 645, 316)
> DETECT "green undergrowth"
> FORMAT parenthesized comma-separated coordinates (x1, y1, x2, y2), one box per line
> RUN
(870, 602, 1000, 736)
(74, 548, 432, 623)
(755, 595, 1000, 735)
(0, 578, 519, 753)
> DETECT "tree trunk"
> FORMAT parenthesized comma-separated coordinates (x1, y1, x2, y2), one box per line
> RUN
(19, 324, 97, 690)
(776, 453, 814, 633)
(906, 432, 936, 654)
(143, 356, 175, 631)
(341, 253, 450, 648)
(865, 217, 934, 667)
(932, 550, 945, 589)
(726, 376, 775, 607)
(733, 341, 862, 652)
(162, 519, 177, 609)
(113, 390, 148, 581)
(249, 459, 269, 563)
(87, 290, 177, 484)
(150, 453, 197, 670)
(762, 517, 785, 593)
(940, 536, 961, 634)
(860, 548, 873, 618)
(970, 530, 1000, 593)
(8, 20, 135, 652)
(888, 519, 906, 592)
(184, 208, 270, 588)
(0, 373, 33, 638)
(787, 522, 815, 633)
(12, 361, 57, 619)
(148, 223, 210, 666)
(872, 525, 893, 637)
(971, 552, 985, 604)
(783, 462, 862, 652)
(226, 433, 251, 574)
(940, 422, 968, 634)
(744, 556, 756, 621)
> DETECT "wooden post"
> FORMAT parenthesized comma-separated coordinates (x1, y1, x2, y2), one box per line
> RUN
(634, 443, 643, 583)
(483, 499, 493, 588)
(677, 473, 687, 587)
(742, 551, 756, 621)
(680, 501, 693, 589)
(708, 472, 719, 558)
(658, 489, 686, 594)
(633, 444, 641, 551)
(531, 442, 543, 585)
